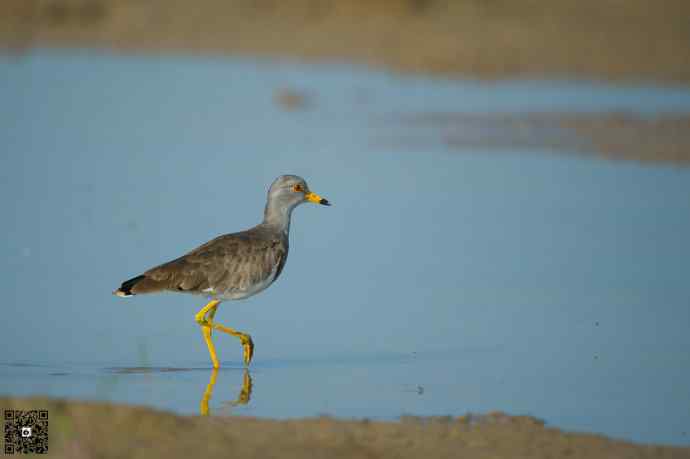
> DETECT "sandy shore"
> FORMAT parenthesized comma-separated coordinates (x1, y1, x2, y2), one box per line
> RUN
(1, 0, 690, 85)
(2, 397, 689, 458)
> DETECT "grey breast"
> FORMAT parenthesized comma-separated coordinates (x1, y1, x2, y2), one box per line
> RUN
(132, 225, 288, 298)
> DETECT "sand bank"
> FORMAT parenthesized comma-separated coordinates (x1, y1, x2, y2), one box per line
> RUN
(1, 1, 690, 85)
(2, 397, 688, 459)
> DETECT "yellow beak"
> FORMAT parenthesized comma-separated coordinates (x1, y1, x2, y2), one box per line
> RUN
(305, 191, 331, 206)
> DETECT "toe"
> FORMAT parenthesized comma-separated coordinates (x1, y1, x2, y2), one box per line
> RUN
(243, 341, 254, 365)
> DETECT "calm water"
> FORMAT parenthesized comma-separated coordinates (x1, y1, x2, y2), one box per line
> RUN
(1, 51, 689, 446)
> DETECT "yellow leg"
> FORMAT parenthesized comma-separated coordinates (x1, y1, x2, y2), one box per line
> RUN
(209, 321, 254, 365)
(206, 304, 218, 337)
(195, 299, 255, 367)
(195, 300, 221, 368)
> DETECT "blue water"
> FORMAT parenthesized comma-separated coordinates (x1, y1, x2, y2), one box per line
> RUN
(1, 50, 689, 446)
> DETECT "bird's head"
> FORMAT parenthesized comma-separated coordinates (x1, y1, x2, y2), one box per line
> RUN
(267, 175, 330, 212)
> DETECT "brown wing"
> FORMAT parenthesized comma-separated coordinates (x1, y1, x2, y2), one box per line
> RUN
(126, 231, 287, 296)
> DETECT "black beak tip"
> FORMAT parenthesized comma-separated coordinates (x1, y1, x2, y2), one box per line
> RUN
(320, 199, 331, 206)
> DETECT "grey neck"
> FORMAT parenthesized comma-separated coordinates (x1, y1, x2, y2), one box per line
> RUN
(263, 201, 293, 236)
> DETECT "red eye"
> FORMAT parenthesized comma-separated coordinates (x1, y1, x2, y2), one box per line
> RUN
(292, 184, 304, 192)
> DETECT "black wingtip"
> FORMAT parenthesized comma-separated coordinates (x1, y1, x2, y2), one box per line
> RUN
(114, 274, 146, 297)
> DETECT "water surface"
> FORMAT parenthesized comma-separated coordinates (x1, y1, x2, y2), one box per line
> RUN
(1, 50, 689, 446)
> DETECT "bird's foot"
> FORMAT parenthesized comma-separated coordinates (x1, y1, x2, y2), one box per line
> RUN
(239, 334, 254, 366)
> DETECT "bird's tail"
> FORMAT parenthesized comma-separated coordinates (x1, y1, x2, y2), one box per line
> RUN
(113, 275, 146, 297)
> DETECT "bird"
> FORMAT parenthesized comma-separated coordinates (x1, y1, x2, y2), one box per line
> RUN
(113, 175, 330, 368)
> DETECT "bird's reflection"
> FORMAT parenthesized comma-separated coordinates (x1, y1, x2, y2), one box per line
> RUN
(200, 368, 253, 416)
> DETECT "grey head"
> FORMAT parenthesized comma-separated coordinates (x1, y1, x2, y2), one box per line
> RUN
(263, 175, 330, 231)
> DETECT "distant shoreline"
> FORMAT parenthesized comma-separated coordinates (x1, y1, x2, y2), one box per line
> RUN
(1, 0, 689, 85)
(2, 396, 688, 458)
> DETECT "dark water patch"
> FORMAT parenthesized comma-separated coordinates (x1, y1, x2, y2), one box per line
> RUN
(1, 362, 52, 368)
(380, 112, 690, 164)
(106, 366, 205, 374)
